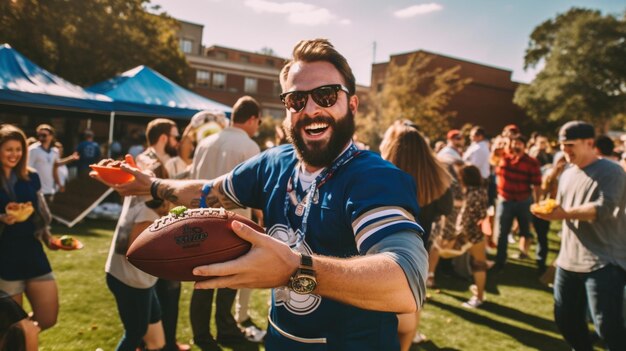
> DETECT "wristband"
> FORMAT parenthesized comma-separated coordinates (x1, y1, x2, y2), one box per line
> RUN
(199, 182, 213, 209)
(150, 179, 162, 201)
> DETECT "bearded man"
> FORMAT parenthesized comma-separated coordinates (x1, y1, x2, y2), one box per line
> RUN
(96, 39, 427, 351)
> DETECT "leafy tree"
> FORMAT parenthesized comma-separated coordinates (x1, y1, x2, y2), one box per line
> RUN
(258, 46, 277, 56)
(358, 52, 470, 150)
(0, 0, 189, 86)
(514, 8, 626, 129)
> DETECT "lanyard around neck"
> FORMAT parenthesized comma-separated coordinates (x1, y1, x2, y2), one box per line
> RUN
(283, 143, 361, 248)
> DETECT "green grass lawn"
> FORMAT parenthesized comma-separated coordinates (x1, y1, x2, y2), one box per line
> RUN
(34, 219, 601, 351)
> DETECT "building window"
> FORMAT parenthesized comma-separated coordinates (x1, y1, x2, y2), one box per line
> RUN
(214, 51, 227, 60)
(273, 81, 282, 96)
(196, 70, 210, 87)
(377, 82, 383, 92)
(266, 58, 274, 67)
(240, 55, 250, 63)
(212, 72, 226, 90)
(244, 77, 258, 93)
(180, 39, 193, 54)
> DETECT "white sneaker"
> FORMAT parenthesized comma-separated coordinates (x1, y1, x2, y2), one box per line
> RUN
(462, 296, 484, 309)
(412, 332, 427, 344)
(469, 284, 486, 301)
(243, 325, 266, 343)
(508, 233, 516, 244)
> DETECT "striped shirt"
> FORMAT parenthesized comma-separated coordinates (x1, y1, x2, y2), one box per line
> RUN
(496, 153, 541, 201)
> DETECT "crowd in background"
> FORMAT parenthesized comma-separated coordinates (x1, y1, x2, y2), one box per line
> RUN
(2, 113, 626, 351)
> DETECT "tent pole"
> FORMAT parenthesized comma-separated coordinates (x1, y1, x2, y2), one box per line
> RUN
(108, 111, 115, 158)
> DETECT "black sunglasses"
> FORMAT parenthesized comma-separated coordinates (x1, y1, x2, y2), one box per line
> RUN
(280, 84, 350, 113)
(37, 133, 50, 139)
(170, 134, 181, 142)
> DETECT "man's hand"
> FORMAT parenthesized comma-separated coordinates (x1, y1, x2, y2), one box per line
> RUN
(0, 214, 16, 225)
(89, 164, 154, 197)
(531, 204, 567, 221)
(193, 220, 300, 290)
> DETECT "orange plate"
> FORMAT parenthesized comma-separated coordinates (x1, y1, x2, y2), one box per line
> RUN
(49, 237, 84, 251)
(90, 165, 135, 185)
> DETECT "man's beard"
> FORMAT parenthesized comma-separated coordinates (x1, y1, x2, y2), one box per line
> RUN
(165, 142, 178, 157)
(511, 147, 523, 155)
(285, 108, 355, 168)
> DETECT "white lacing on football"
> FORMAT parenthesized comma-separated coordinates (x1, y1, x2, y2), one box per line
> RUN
(150, 208, 228, 231)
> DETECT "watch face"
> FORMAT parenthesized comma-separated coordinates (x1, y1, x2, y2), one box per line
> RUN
(291, 275, 317, 294)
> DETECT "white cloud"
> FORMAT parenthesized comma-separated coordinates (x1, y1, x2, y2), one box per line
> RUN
(245, 0, 350, 26)
(394, 3, 443, 18)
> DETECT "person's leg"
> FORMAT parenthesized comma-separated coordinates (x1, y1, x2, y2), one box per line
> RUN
(495, 198, 515, 267)
(145, 287, 165, 351)
(190, 288, 217, 349)
(235, 288, 252, 324)
(0, 277, 25, 306)
(24, 275, 58, 330)
(427, 246, 440, 287)
(106, 274, 154, 351)
(155, 279, 181, 351)
(396, 312, 417, 351)
(532, 215, 550, 272)
(469, 240, 487, 301)
(215, 288, 242, 341)
(144, 322, 166, 350)
(516, 198, 533, 257)
(584, 265, 626, 351)
(553, 267, 593, 351)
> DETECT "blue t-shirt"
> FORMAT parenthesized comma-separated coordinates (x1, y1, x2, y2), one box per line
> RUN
(0, 172, 52, 280)
(76, 140, 101, 170)
(221, 144, 422, 351)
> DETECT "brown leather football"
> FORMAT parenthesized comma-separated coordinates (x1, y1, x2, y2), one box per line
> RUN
(127, 207, 262, 281)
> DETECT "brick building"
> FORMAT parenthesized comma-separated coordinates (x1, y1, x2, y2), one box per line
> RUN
(177, 20, 286, 119)
(371, 50, 528, 136)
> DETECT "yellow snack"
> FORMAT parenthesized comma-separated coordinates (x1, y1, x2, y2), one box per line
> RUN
(531, 199, 558, 215)
(5, 202, 34, 222)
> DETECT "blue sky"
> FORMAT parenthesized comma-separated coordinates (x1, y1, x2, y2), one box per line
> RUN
(151, 0, 624, 86)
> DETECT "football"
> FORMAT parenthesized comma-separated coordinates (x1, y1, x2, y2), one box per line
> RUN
(127, 207, 262, 281)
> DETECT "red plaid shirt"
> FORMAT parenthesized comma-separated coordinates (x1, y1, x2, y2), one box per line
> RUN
(496, 153, 542, 201)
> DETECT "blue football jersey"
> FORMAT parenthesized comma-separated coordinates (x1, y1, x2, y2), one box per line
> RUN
(221, 143, 423, 350)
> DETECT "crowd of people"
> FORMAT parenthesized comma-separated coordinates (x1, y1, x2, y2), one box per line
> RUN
(1, 38, 625, 351)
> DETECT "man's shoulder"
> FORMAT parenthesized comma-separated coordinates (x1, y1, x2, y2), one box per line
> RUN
(345, 151, 408, 180)
(28, 143, 41, 152)
(522, 153, 541, 167)
(260, 144, 295, 163)
(589, 158, 625, 177)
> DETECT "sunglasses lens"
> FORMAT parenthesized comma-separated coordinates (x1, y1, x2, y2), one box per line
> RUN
(285, 92, 307, 112)
(311, 86, 338, 108)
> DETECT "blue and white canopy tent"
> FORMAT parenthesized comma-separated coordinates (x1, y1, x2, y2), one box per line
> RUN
(0, 44, 231, 226)
(1, 44, 231, 153)
(88, 65, 231, 117)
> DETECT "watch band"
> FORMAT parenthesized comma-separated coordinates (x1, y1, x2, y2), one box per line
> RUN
(300, 253, 313, 268)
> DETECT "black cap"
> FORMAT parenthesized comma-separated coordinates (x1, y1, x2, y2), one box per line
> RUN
(0, 292, 28, 331)
(559, 121, 595, 142)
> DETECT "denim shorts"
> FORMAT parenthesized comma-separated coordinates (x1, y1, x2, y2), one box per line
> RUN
(0, 272, 55, 296)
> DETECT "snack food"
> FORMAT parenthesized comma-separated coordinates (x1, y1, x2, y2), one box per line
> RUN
(90, 156, 136, 184)
(5, 202, 34, 222)
(50, 235, 83, 250)
(60, 235, 74, 247)
(530, 199, 558, 215)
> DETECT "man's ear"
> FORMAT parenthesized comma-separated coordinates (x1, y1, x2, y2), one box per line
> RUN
(349, 94, 359, 116)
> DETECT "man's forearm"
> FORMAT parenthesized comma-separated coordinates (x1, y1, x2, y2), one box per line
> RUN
(155, 179, 208, 208)
(155, 175, 238, 209)
(313, 254, 416, 313)
(564, 204, 597, 222)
